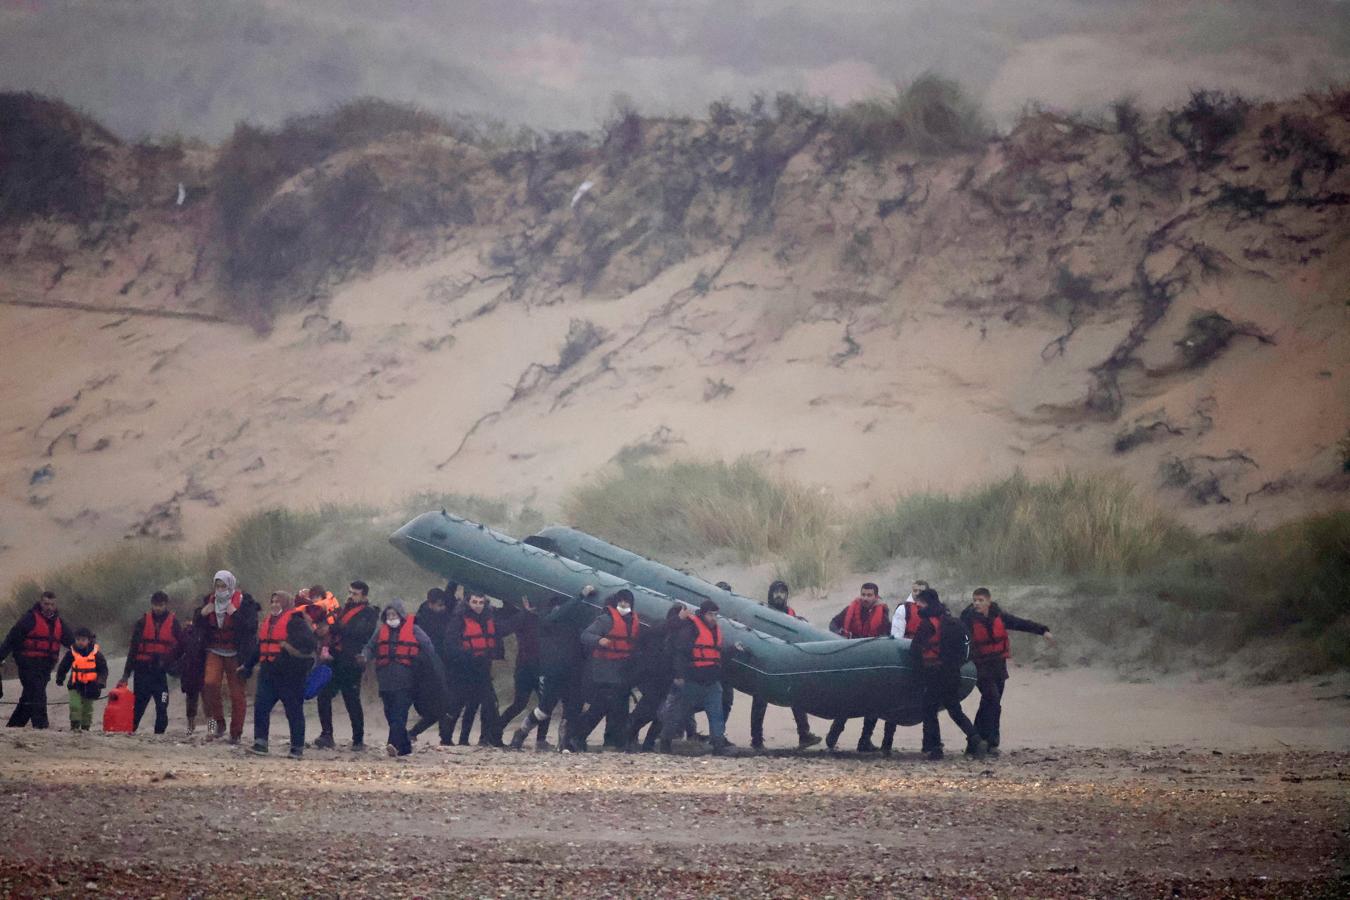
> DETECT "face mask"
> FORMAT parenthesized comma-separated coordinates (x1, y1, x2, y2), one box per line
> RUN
(215, 588, 232, 602)
(616, 604, 632, 615)
(386, 616, 401, 628)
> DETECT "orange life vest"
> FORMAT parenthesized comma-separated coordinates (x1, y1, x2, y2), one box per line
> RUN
(915, 615, 943, 667)
(592, 607, 641, 661)
(205, 591, 243, 652)
(459, 615, 498, 658)
(19, 613, 63, 661)
(690, 616, 722, 668)
(375, 616, 420, 668)
(969, 614, 1010, 661)
(69, 644, 100, 685)
(133, 612, 178, 663)
(902, 601, 920, 639)
(841, 598, 888, 638)
(257, 608, 298, 664)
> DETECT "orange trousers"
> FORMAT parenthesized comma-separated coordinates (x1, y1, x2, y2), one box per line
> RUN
(202, 652, 247, 739)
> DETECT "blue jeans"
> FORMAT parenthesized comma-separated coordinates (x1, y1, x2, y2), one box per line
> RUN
(662, 679, 725, 742)
(381, 689, 413, 756)
(253, 669, 305, 750)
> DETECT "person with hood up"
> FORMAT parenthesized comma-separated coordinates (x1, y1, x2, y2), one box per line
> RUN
(192, 570, 259, 744)
(443, 591, 525, 747)
(250, 591, 317, 758)
(911, 588, 984, 760)
(959, 587, 1053, 756)
(357, 598, 436, 757)
(315, 580, 380, 750)
(570, 589, 641, 752)
(508, 587, 593, 752)
(825, 582, 890, 753)
(0, 590, 73, 729)
(409, 587, 457, 744)
(622, 604, 686, 752)
(174, 615, 208, 734)
(749, 580, 823, 751)
(54, 627, 107, 731)
(117, 590, 183, 734)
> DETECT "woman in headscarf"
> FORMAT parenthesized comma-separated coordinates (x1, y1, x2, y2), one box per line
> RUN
(191, 570, 259, 744)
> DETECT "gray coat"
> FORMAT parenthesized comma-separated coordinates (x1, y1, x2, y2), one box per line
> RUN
(359, 599, 437, 693)
(580, 608, 640, 686)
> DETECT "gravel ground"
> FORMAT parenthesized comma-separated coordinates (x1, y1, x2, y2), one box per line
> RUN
(0, 729, 1345, 898)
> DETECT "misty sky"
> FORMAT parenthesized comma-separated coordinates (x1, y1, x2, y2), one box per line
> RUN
(1, 0, 1348, 139)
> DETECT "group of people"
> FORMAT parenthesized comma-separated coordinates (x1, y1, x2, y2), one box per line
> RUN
(0, 573, 1050, 761)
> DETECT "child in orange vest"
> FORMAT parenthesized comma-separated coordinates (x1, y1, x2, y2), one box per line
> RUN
(55, 627, 108, 731)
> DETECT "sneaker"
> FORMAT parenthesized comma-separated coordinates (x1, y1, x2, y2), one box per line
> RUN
(534, 739, 554, 752)
(857, 740, 879, 753)
(508, 728, 529, 751)
(797, 733, 823, 750)
(924, 748, 944, 761)
(249, 742, 269, 755)
(288, 747, 303, 760)
(227, 735, 240, 746)
(205, 720, 220, 741)
(750, 738, 765, 751)
(350, 742, 366, 752)
(385, 743, 398, 757)
(710, 737, 733, 756)
(965, 737, 988, 757)
(313, 733, 336, 750)
(986, 745, 1001, 758)
(658, 738, 673, 754)
(186, 717, 197, 734)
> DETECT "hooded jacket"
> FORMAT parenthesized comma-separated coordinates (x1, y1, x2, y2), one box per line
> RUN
(910, 597, 970, 691)
(538, 593, 593, 672)
(359, 599, 436, 693)
(174, 620, 208, 694)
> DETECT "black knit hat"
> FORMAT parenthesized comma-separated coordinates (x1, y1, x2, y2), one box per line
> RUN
(698, 599, 719, 615)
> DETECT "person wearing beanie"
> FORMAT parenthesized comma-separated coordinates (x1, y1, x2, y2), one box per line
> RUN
(911, 588, 984, 760)
(357, 598, 436, 757)
(0, 590, 73, 729)
(660, 600, 749, 755)
(750, 580, 822, 751)
(54, 627, 107, 731)
(192, 570, 259, 744)
(117, 590, 183, 734)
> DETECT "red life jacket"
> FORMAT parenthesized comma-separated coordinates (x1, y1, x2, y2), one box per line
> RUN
(841, 598, 888, 638)
(19, 613, 63, 661)
(133, 612, 178, 663)
(690, 617, 722, 668)
(70, 644, 100, 684)
(902, 601, 920, 639)
(969, 614, 1010, 661)
(592, 607, 641, 661)
(257, 608, 298, 665)
(915, 615, 943, 667)
(459, 615, 498, 658)
(331, 602, 370, 654)
(205, 591, 243, 652)
(375, 616, 420, 668)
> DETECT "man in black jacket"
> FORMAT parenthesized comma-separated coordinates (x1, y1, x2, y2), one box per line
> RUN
(315, 580, 379, 750)
(249, 591, 318, 758)
(510, 587, 595, 751)
(409, 587, 457, 745)
(960, 588, 1053, 756)
(624, 605, 684, 752)
(0, 591, 73, 729)
(911, 588, 984, 760)
(660, 600, 749, 755)
(443, 591, 525, 747)
(117, 591, 183, 734)
(749, 580, 822, 750)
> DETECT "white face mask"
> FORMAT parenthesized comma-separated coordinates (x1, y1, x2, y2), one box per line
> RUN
(386, 616, 402, 628)
(616, 604, 632, 615)
(214, 588, 232, 602)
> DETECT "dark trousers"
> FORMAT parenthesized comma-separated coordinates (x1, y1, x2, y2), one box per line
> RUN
(749, 696, 813, 743)
(446, 665, 499, 745)
(974, 671, 1006, 747)
(184, 690, 200, 721)
(499, 661, 541, 727)
(380, 689, 413, 755)
(628, 676, 672, 747)
(920, 668, 976, 752)
(827, 716, 878, 748)
(576, 682, 630, 746)
(515, 665, 580, 743)
(254, 669, 306, 750)
(7, 661, 53, 729)
(317, 662, 365, 744)
(131, 667, 170, 734)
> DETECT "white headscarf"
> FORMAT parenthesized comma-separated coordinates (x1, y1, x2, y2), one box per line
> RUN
(213, 570, 237, 619)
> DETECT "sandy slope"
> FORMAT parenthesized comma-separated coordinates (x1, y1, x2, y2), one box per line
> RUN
(2, 94, 1348, 596)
